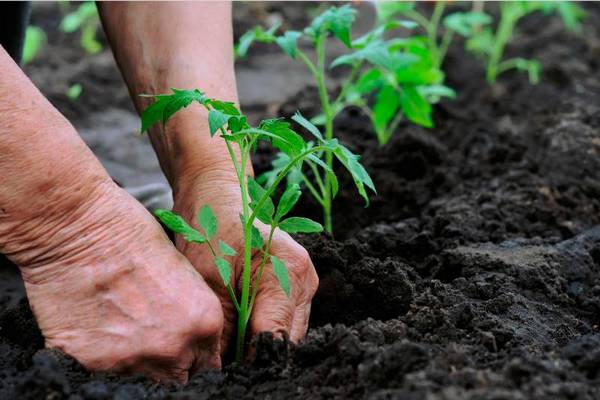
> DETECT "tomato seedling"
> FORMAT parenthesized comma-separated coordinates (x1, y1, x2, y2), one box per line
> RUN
(465, 1, 585, 84)
(237, 4, 447, 231)
(140, 88, 374, 362)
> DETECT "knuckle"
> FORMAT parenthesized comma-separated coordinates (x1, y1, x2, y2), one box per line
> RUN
(188, 295, 224, 340)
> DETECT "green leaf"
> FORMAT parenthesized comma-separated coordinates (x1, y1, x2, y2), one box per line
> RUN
(198, 205, 217, 239)
(400, 86, 433, 128)
(270, 255, 291, 297)
(376, 1, 415, 22)
(307, 5, 356, 47)
(292, 112, 323, 141)
(466, 28, 494, 56)
(259, 118, 306, 157)
(353, 68, 384, 95)
(214, 257, 232, 285)
(419, 84, 456, 100)
(235, 24, 279, 58)
(279, 217, 323, 234)
(140, 88, 206, 133)
(208, 110, 230, 136)
(276, 31, 301, 58)
(328, 170, 339, 198)
(248, 178, 274, 225)
(373, 84, 400, 133)
(207, 99, 241, 115)
(512, 58, 542, 84)
(219, 240, 237, 256)
(333, 146, 376, 206)
(444, 12, 492, 37)
(22, 26, 47, 64)
(556, 1, 585, 33)
(155, 209, 206, 243)
(66, 83, 82, 101)
(251, 225, 264, 249)
(275, 184, 301, 221)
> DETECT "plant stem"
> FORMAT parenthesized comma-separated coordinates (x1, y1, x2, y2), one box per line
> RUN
(205, 240, 240, 312)
(487, 5, 519, 83)
(315, 36, 333, 234)
(246, 227, 276, 319)
(235, 141, 252, 363)
(428, 1, 446, 67)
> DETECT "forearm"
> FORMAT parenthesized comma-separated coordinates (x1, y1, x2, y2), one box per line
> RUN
(0, 46, 112, 264)
(98, 2, 245, 189)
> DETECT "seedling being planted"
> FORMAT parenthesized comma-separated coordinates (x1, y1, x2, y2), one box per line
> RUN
(140, 88, 374, 362)
(237, 4, 445, 231)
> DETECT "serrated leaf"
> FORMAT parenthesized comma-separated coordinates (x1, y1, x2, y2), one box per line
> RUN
(328, 170, 339, 198)
(333, 146, 376, 206)
(155, 209, 206, 243)
(373, 84, 400, 133)
(270, 255, 291, 297)
(208, 110, 230, 136)
(248, 178, 274, 225)
(279, 217, 323, 234)
(400, 86, 433, 128)
(275, 184, 301, 221)
(251, 225, 264, 249)
(292, 112, 323, 141)
(276, 31, 301, 58)
(419, 84, 456, 100)
(259, 118, 306, 157)
(214, 257, 232, 285)
(307, 5, 356, 47)
(198, 205, 217, 240)
(207, 99, 241, 115)
(353, 68, 384, 95)
(140, 89, 205, 133)
(219, 240, 237, 256)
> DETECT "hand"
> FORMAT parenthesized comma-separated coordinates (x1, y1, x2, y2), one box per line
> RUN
(15, 180, 223, 383)
(172, 167, 319, 356)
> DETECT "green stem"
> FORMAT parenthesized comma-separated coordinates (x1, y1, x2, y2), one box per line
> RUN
(205, 240, 240, 312)
(428, 1, 445, 65)
(315, 36, 333, 234)
(301, 173, 325, 205)
(487, 6, 519, 83)
(246, 226, 276, 319)
(235, 141, 253, 363)
(247, 146, 329, 227)
(438, 29, 454, 68)
(307, 160, 327, 198)
(381, 111, 404, 146)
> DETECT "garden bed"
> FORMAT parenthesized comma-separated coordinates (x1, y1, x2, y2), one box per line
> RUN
(1, 2, 600, 399)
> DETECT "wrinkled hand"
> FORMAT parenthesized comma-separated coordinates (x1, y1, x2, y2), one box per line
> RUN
(173, 168, 319, 355)
(18, 182, 223, 383)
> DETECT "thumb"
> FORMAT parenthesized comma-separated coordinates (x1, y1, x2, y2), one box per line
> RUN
(247, 268, 295, 341)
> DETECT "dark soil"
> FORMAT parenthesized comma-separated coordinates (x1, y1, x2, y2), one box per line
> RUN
(2, 2, 600, 400)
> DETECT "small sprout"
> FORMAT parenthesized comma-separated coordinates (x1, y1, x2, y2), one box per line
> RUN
(22, 26, 47, 65)
(66, 83, 83, 101)
(141, 89, 374, 361)
(463, 1, 585, 84)
(60, 1, 102, 55)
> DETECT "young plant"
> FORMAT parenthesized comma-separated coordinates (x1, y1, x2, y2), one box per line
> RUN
(60, 1, 102, 55)
(465, 1, 585, 84)
(376, 1, 492, 70)
(237, 4, 446, 230)
(22, 26, 47, 64)
(140, 88, 374, 362)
